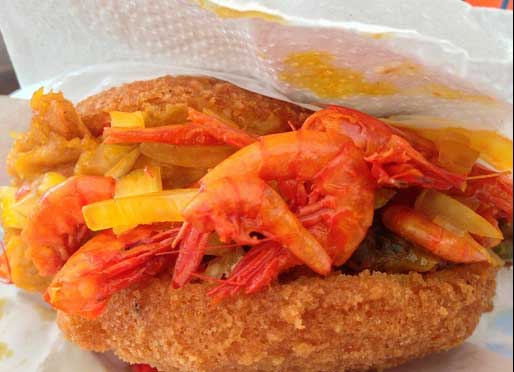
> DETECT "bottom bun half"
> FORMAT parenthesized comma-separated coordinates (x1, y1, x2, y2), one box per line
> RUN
(57, 264, 497, 372)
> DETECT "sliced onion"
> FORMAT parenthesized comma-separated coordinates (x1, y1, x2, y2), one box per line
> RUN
(83, 189, 198, 231)
(75, 144, 135, 176)
(105, 148, 141, 179)
(415, 190, 503, 239)
(436, 139, 479, 175)
(140, 143, 235, 169)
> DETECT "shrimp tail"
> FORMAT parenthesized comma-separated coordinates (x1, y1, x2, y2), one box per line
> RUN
(44, 226, 178, 319)
(208, 242, 296, 303)
(172, 223, 210, 289)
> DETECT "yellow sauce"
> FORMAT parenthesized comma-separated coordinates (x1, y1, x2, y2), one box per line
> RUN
(196, 0, 283, 22)
(280, 51, 398, 98)
(375, 61, 421, 76)
(418, 84, 496, 104)
(0, 342, 13, 360)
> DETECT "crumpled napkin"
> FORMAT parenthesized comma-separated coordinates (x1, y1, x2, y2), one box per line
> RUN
(0, 0, 513, 132)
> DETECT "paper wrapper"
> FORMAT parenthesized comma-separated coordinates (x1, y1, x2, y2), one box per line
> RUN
(0, 0, 513, 371)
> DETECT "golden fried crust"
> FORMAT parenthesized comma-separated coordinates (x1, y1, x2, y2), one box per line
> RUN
(57, 264, 497, 372)
(76, 76, 311, 136)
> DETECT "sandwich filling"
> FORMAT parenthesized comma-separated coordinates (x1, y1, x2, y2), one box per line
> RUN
(0, 84, 512, 320)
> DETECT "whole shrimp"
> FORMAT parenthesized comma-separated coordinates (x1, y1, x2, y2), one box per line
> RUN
(22, 175, 115, 276)
(381, 204, 489, 263)
(104, 109, 256, 148)
(173, 130, 376, 293)
(303, 106, 465, 190)
(45, 225, 179, 319)
(173, 176, 330, 287)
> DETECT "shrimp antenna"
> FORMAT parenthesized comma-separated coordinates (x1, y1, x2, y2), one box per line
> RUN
(467, 170, 511, 181)
(155, 250, 182, 257)
(287, 120, 298, 131)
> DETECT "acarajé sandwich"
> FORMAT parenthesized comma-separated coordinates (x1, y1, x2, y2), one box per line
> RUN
(1, 76, 512, 372)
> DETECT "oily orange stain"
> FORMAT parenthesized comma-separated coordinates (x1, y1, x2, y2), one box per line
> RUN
(280, 52, 397, 98)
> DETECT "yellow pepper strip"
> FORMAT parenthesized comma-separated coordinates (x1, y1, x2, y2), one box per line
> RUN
(109, 111, 146, 129)
(415, 190, 503, 239)
(105, 148, 141, 179)
(115, 166, 163, 198)
(111, 165, 163, 234)
(83, 189, 199, 232)
(0, 187, 25, 229)
(38, 172, 67, 194)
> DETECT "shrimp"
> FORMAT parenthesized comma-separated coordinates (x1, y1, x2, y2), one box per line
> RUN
(104, 108, 256, 148)
(463, 164, 513, 221)
(173, 176, 331, 288)
(44, 225, 179, 319)
(22, 176, 116, 277)
(173, 130, 376, 293)
(303, 106, 465, 190)
(381, 204, 489, 263)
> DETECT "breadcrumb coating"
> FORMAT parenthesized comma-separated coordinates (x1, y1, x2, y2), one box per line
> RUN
(58, 264, 497, 372)
(76, 76, 311, 136)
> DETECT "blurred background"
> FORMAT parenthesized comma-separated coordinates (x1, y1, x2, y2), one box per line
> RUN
(0, 32, 19, 95)
(0, 0, 511, 95)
